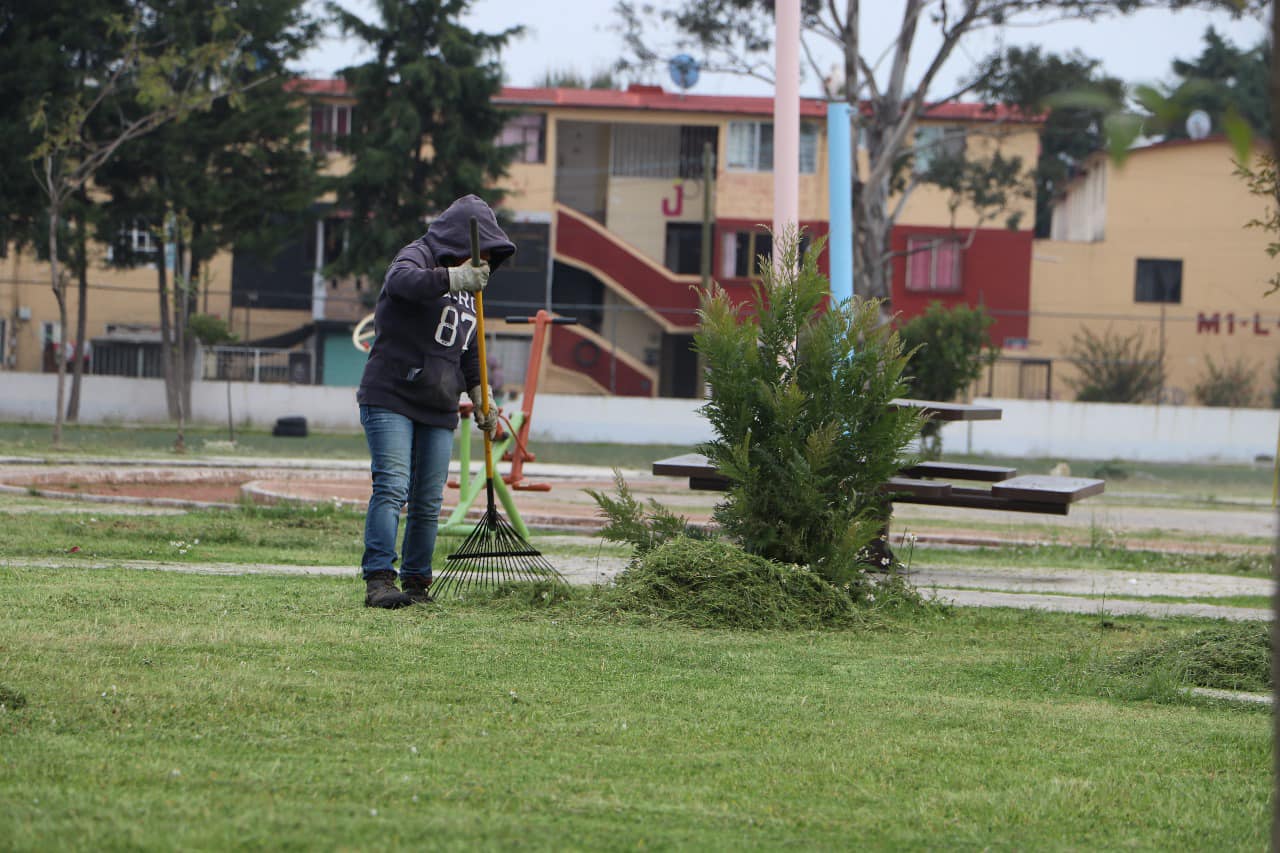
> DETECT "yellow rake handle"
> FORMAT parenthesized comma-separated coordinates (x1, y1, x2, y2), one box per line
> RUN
(469, 216, 494, 483)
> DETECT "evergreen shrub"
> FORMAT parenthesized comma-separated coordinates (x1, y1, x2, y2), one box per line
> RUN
(586, 470, 708, 556)
(695, 230, 922, 583)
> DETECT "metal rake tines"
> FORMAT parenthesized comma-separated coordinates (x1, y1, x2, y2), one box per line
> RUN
(433, 509, 568, 598)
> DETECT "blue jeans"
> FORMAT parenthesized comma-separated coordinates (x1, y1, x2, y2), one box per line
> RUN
(360, 405, 454, 581)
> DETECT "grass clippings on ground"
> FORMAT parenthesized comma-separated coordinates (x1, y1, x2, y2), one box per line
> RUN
(0, 566, 1269, 850)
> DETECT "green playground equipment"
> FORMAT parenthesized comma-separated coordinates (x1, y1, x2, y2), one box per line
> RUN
(440, 310, 577, 538)
(441, 409, 529, 537)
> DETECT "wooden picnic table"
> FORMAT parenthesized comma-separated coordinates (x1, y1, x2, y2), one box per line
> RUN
(652, 400, 1105, 516)
(887, 398, 1002, 421)
(653, 453, 1103, 515)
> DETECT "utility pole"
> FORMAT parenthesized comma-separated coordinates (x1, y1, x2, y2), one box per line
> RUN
(700, 141, 715, 291)
(772, 0, 800, 244)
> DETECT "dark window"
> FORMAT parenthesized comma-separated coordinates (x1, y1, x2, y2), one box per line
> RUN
(310, 103, 352, 154)
(664, 223, 703, 275)
(679, 126, 717, 179)
(723, 230, 809, 278)
(484, 221, 550, 315)
(321, 217, 345, 267)
(1134, 258, 1182, 303)
(733, 231, 771, 277)
(551, 262, 604, 332)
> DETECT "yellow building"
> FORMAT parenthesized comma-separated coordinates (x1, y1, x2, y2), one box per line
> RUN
(1, 80, 1042, 399)
(1031, 138, 1279, 404)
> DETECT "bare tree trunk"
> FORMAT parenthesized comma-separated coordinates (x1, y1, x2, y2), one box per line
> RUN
(172, 227, 189, 453)
(856, 185, 892, 303)
(155, 239, 180, 419)
(67, 206, 89, 422)
(47, 201, 67, 447)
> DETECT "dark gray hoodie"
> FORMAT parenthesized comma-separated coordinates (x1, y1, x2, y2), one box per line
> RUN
(356, 195, 516, 429)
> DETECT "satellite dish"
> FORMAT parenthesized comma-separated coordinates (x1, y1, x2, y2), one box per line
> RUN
(668, 54, 700, 91)
(1185, 110, 1212, 140)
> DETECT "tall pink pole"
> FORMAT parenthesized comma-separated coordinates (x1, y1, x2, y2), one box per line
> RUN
(773, 0, 800, 243)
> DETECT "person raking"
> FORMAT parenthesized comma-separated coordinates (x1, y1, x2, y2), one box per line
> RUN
(356, 194, 515, 608)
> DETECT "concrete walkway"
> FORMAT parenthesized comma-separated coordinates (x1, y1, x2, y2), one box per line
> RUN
(1, 455, 1272, 622)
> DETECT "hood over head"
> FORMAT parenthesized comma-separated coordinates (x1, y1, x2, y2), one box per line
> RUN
(423, 194, 516, 271)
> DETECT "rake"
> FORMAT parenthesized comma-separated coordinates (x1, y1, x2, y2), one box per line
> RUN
(433, 217, 568, 599)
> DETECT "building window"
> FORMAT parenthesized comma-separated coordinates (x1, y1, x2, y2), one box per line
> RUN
(725, 121, 817, 174)
(125, 223, 159, 255)
(310, 102, 352, 154)
(611, 124, 680, 177)
(719, 229, 811, 278)
(914, 125, 966, 174)
(106, 221, 161, 264)
(1134, 258, 1182, 303)
(612, 124, 717, 178)
(497, 113, 546, 164)
(679, 126, 717, 179)
(905, 236, 963, 293)
(664, 223, 703, 275)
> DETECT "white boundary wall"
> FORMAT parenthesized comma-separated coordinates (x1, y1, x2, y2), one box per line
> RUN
(0, 372, 1275, 462)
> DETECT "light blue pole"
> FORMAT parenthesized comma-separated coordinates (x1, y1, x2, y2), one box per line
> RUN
(826, 101, 853, 303)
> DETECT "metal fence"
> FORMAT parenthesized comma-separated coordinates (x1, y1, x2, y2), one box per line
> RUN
(90, 340, 164, 379)
(201, 346, 313, 384)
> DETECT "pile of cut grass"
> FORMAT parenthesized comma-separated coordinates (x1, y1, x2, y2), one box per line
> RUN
(604, 537, 858, 629)
(1112, 623, 1271, 692)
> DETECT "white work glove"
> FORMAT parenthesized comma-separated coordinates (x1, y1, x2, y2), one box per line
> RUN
(447, 262, 489, 293)
(469, 385, 499, 433)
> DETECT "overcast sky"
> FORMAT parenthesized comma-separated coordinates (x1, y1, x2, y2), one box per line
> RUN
(295, 1, 1268, 99)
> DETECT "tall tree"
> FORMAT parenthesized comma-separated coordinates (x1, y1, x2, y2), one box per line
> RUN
(327, 0, 520, 280)
(94, 0, 320, 439)
(615, 0, 1265, 304)
(1164, 26, 1270, 138)
(26, 4, 250, 445)
(972, 47, 1125, 237)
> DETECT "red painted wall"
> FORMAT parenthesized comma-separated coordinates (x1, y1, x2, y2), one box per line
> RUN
(548, 324, 654, 397)
(890, 226, 1031, 345)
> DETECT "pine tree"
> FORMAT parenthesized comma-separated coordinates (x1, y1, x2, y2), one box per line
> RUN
(696, 231, 922, 582)
(327, 0, 520, 280)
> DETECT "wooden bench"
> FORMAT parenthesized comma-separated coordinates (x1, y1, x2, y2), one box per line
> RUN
(652, 453, 1104, 516)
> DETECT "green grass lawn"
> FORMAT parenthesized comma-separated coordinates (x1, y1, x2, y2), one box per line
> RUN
(0, 566, 1269, 851)
(0, 421, 691, 471)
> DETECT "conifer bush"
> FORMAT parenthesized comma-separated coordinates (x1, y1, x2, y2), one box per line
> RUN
(695, 230, 922, 583)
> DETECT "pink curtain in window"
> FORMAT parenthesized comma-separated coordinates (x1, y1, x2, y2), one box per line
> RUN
(907, 238, 932, 291)
(935, 241, 960, 291)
